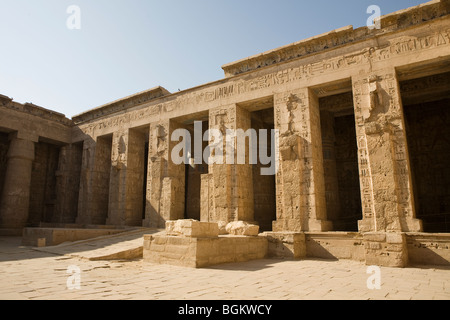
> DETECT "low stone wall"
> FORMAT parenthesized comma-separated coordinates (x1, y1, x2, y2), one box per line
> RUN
(306, 232, 365, 262)
(406, 233, 450, 266)
(22, 228, 125, 247)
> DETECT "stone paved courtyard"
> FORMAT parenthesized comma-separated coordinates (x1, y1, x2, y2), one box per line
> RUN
(0, 237, 448, 300)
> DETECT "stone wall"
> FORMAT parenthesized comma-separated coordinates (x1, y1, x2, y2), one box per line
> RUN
(1, 0, 450, 268)
(91, 136, 112, 225)
(364, 232, 409, 268)
(407, 233, 450, 266)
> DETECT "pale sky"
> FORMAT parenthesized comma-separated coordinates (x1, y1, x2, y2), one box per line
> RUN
(0, 0, 425, 118)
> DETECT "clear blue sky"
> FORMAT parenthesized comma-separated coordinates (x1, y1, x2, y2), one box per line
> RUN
(0, 0, 425, 118)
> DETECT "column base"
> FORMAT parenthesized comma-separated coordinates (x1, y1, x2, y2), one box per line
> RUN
(364, 232, 409, 268)
(401, 218, 423, 233)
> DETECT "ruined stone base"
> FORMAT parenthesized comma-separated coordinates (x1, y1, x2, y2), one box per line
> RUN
(261, 232, 306, 259)
(143, 220, 267, 268)
(364, 232, 409, 268)
(143, 234, 268, 268)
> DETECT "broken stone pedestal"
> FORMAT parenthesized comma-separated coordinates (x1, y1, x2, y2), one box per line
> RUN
(143, 220, 268, 268)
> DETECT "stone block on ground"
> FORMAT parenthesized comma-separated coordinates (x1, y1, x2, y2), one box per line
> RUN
(225, 221, 260, 236)
(166, 220, 219, 238)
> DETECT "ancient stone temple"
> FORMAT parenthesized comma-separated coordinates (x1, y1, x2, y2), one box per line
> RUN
(1, 0, 450, 267)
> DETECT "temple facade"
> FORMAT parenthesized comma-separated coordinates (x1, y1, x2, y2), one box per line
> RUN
(1, 0, 450, 267)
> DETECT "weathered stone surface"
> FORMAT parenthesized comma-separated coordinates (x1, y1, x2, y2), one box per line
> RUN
(225, 221, 259, 236)
(1, 1, 449, 268)
(406, 233, 450, 266)
(143, 234, 268, 268)
(305, 232, 366, 261)
(363, 232, 409, 268)
(166, 220, 219, 238)
(262, 232, 306, 259)
(217, 221, 228, 235)
(22, 227, 125, 247)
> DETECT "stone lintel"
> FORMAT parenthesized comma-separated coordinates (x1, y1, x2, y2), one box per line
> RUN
(221, 0, 448, 77)
(73, 86, 171, 124)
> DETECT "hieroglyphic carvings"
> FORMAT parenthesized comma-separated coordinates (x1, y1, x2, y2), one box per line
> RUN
(353, 78, 376, 230)
(353, 70, 421, 232)
(75, 26, 450, 141)
(111, 129, 127, 169)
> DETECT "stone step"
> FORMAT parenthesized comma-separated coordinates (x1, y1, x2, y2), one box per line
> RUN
(33, 228, 164, 261)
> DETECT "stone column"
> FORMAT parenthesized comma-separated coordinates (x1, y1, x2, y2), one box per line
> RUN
(0, 134, 37, 231)
(76, 138, 96, 225)
(352, 69, 422, 233)
(202, 105, 254, 224)
(273, 89, 332, 232)
(144, 121, 185, 228)
(353, 68, 422, 268)
(107, 128, 147, 227)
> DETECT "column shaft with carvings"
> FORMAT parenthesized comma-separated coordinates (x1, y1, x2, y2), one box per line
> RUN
(273, 89, 332, 232)
(107, 129, 146, 226)
(352, 69, 422, 233)
(202, 105, 254, 224)
(76, 138, 97, 224)
(0, 135, 36, 231)
(144, 121, 185, 228)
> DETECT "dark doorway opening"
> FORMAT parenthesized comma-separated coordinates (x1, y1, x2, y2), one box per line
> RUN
(320, 92, 362, 231)
(251, 108, 276, 232)
(401, 72, 450, 232)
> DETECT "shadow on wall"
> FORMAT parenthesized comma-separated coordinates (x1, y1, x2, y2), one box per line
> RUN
(407, 237, 450, 268)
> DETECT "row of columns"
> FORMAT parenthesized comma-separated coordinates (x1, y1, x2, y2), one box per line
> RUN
(271, 68, 422, 233)
(0, 132, 82, 232)
(0, 68, 424, 235)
